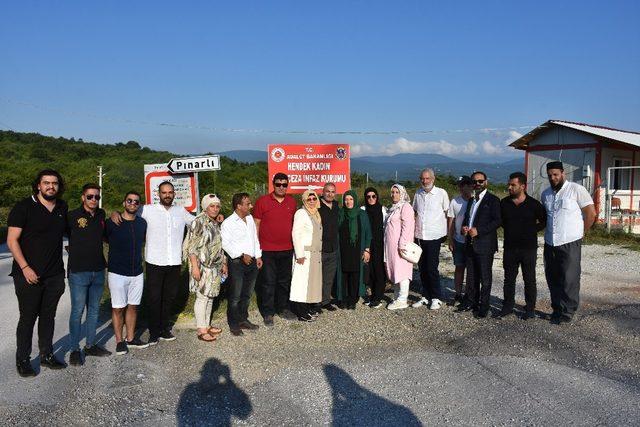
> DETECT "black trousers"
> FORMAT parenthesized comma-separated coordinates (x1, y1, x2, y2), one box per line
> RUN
(145, 263, 182, 338)
(321, 250, 337, 305)
(367, 246, 386, 303)
(417, 239, 443, 300)
(544, 240, 582, 317)
(227, 258, 258, 328)
(258, 250, 293, 317)
(464, 249, 494, 311)
(503, 247, 538, 312)
(341, 271, 360, 305)
(14, 272, 65, 361)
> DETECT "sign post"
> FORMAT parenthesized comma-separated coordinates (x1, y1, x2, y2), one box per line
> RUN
(267, 144, 350, 194)
(167, 155, 221, 174)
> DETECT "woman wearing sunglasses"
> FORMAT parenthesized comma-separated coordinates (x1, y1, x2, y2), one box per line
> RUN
(290, 190, 324, 321)
(361, 187, 388, 309)
(336, 190, 372, 309)
(183, 194, 228, 342)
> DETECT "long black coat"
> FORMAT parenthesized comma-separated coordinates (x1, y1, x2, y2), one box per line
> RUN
(464, 191, 501, 254)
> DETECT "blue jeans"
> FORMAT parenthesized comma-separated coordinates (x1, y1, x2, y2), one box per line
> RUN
(68, 270, 105, 351)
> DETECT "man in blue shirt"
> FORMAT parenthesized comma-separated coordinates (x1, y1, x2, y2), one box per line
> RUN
(106, 191, 149, 355)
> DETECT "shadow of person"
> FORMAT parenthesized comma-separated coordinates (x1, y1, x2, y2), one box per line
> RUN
(177, 358, 252, 427)
(324, 364, 421, 426)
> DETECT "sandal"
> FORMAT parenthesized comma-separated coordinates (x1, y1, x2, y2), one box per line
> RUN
(208, 326, 223, 335)
(197, 332, 217, 342)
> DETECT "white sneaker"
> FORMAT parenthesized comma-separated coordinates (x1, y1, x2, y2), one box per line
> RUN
(387, 300, 409, 310)
(411, 297, 429, 308)
(429, 298, 442, 310)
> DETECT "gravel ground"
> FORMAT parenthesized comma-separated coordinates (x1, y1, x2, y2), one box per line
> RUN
(0, 241, 638, 425)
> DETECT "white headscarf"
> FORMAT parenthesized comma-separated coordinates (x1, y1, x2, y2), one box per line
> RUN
(387, 183, 411, 217)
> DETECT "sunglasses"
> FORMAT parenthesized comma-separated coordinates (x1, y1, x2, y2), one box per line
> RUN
(307, 196, 318, 201)
(472, 179, 485, 184)
(126, 199, 140, 205)
(85, 194, 101, 201)
(274, 183, 288, 188)
(366, 194, 377, 199)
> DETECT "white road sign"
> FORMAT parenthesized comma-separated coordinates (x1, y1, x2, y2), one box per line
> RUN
(166, 155, 221, 174)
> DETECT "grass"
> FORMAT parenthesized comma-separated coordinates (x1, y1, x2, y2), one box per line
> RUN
(583, 224, 640, 251)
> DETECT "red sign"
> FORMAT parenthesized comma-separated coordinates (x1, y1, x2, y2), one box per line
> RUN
(144, 164, 199, 212)
(267, 144, 351, 194)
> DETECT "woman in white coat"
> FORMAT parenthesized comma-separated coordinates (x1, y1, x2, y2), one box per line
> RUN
(290, 190, 323, 322)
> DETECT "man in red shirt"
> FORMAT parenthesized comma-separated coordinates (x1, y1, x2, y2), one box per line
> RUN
(253, 173, 298, 325)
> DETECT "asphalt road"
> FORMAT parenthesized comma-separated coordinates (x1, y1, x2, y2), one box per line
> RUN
(0, 243, 638, 426)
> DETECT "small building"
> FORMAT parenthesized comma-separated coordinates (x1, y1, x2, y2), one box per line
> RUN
(510, 120, 640, 221)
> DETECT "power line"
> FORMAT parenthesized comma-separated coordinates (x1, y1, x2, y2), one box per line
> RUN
(1, 97, 536, 136)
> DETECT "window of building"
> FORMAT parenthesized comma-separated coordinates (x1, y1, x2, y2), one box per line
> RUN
(613, 158, 632, 190)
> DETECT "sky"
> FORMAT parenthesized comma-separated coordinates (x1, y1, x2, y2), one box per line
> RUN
(1, 1, 639, 160)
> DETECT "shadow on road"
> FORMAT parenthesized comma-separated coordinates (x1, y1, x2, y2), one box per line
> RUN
(176, 358, 252, 426)
(323, 364, 421, 426)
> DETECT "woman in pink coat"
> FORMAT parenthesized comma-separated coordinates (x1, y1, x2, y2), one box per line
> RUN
(384, 184, 415, 310)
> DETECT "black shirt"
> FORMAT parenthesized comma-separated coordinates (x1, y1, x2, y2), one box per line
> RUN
(339, 216, 361, 272)
(67, 206, 106, 273)
(318, 198, 340, 253)
(8, 196, 68, 279)
(500, 194, 546, 249)
(106, 217, 147, 277)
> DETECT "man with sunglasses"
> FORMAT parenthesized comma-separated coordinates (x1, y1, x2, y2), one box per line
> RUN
(66, 183, 111, 365)
(253, 172, 298, 325)
(458, 171, 501, 318)
(106, 192, 149, 355)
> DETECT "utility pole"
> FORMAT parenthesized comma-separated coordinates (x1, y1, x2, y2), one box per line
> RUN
(366, 173, 369, 185)
(97, 166, 105, 209)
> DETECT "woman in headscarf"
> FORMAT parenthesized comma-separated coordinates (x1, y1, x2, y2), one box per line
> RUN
(336, 190, 372, 309)
(183, 194, 227, 341)
(384, 184, 416, 310)
(361, 187, 388, 309)
(290, 189, 323, 322)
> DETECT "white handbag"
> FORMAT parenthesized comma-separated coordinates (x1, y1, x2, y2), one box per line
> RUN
(401, 241, 423, 264)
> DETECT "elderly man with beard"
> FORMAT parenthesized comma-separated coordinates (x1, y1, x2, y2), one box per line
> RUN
(412, 168, 450, 310)
(112, 181, 194, 345)
(541, 162, 595, 324)
(8, 169, 69, 377)
(499, 172, 546, 320)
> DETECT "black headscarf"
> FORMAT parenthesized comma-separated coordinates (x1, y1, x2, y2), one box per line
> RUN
(364, 187, 384, 244)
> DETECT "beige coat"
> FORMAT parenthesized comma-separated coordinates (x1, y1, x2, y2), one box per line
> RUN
(290, 209, 323, 303)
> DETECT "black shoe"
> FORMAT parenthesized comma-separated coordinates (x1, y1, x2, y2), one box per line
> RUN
(369, 301, 383, 309)
(308, 311, 320, 318)
(230, 328, 244, 336)
(148, 336, 159, 346)
(322, 304, 338, 312)
(310, 307, 323, 315)
(522, 311, 536, 320)
(116, 341, 129, 356)
(476, 309, 489, 318)
(297, 314, 316, 322)
(159, 331, 176, 341)
(457, 304, 473, 312)
(497, 309, 514, 318)
(69, 350, 83, 366)
(551, 314, 572, 325)
(84, 345, 112, 357)
(263, 315, 274, 326)
(278, 309, 297, 321)
(16, 359, 36, 377)
(239, 320, 259, 330)
(126, 338, 149, 349)
(40, 353, 67, 369)
(347, 303, 356, 310)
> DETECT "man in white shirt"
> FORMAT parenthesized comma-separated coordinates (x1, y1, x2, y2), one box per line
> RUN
(412, 168, 450, 310)
(446, 176, 473, 306)
(111, 181, 195, 345)
(541, 161, 596, 324)
(221, 193, 263, 336)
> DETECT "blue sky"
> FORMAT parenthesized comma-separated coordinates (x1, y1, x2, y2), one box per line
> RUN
(1, 1, 639, 160)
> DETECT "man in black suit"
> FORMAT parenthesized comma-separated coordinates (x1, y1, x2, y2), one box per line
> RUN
(457, 171, 501, 318)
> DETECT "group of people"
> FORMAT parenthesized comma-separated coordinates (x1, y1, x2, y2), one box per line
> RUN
(7, 161, 595, 378)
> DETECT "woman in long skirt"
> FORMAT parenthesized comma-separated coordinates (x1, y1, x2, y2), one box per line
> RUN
(362, 187, 388, 308)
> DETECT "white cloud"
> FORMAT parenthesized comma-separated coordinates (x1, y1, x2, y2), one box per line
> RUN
(350, 143, 376, 156)
(505, 130, 523, 144)
(382, 138, 479, 156)
(482, 140, 505, 155)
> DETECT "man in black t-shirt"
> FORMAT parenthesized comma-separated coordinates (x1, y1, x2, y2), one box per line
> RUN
(499, 172, 546, 319)
(7, 170, 69, 377)
(66, 183, 111, 366)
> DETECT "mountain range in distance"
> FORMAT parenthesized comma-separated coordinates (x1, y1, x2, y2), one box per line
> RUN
(219, 150, 524, 183)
